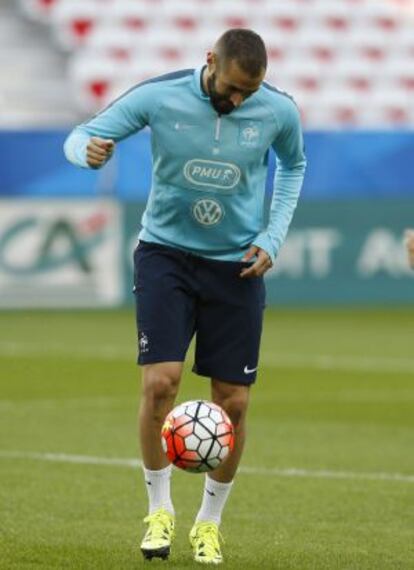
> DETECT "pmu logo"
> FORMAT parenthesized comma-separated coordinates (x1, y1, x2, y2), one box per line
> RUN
(192, 198, 224, 227)
(184, 159, 241, 190)
(0, 213, 108, 275)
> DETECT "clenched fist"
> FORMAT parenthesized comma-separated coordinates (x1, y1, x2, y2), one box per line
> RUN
(86, 137, 115, 168)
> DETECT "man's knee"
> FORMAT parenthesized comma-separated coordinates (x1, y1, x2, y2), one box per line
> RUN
(141, 363, 181, 404)
(222, 397, 248, 430)
(212, 383, 250, 430)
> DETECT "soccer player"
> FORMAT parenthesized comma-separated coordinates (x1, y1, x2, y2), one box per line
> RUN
(64, 29, 306, 565)
(405, 229, 414, 268)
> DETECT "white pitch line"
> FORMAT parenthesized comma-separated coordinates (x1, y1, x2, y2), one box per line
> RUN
(0, 451, 141, 468)
(0, 450, 413, 484)
(1, 341, 414, 374)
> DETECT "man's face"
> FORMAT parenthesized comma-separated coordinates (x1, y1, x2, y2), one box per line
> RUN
(207, 58, 265, 115)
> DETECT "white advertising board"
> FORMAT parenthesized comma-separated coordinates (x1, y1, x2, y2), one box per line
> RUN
(0, 200, 123, 308)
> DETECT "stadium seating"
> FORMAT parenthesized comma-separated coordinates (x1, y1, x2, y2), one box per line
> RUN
(17, 0, 414, 127)
(19, 0, 60, 23)
(51, 1, 105, 49)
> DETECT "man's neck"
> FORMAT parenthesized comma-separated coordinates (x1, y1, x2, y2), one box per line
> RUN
(201, 65, 210, 96)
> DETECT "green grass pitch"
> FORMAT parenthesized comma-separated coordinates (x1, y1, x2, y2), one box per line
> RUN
(0, 308, 413, 569)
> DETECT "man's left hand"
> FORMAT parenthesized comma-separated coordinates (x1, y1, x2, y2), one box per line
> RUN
(240, 246, 272, 278)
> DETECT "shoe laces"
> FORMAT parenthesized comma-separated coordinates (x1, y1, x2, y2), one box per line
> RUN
(194, 522, 224, 555)
(143, 510, 174, 541)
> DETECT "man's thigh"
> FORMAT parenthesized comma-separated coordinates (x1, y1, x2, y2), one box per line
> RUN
(133, 241, 196, 365)
(193, 259, 266, 385)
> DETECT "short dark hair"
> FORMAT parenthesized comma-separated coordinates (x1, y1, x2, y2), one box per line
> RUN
(215, 29, 267, 77)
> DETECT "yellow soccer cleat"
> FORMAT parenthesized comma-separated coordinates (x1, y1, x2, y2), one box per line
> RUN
(140, 508, 175, 561)
(189, 521, 223, 565)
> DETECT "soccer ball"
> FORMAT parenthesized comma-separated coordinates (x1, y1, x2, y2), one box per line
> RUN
(161, 400, 235, 473)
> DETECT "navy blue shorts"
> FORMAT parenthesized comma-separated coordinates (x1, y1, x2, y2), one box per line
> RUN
(133, 241, 266, 385)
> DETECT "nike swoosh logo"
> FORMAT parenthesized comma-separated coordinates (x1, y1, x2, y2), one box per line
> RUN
(244, 365, 257, 374)
(206, 489, 216, 496)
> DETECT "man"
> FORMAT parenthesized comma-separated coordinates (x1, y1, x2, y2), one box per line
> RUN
(405, 229, 414, 268)
(64, 28, 306, 565)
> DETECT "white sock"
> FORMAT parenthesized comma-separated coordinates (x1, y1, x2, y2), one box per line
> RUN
(143, 464, 174, 516)
(195, 475, 234, 525)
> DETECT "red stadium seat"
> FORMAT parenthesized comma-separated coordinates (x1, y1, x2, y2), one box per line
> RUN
(385, 106, 410, 124)
(384, 56, 414, 93)
(69, 53, 122, 111)
(356, 0, 405, 33)
(52, 1, 104, 49)
(334, 106, 359, 124)
(310, 1, 353, 32)
(106, 2, 154, 32)
(267, 46, 287, 63)
(275, 60, 325, 92)
(260, 1, 305, 32)
(20, 0, 60, 22)
(207, 0, 252, 29)
(160, 1, 201, 32)
(366, 88, 411, 127)
(372, 15, 400, 32)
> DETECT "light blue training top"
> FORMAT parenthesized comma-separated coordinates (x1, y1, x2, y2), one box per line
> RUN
(64, 66, 307, 262)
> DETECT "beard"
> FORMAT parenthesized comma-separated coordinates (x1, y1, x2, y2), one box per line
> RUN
(207, 74, 236, 115)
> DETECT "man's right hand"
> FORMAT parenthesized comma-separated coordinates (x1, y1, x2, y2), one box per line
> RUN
(86, 137, 115, 168)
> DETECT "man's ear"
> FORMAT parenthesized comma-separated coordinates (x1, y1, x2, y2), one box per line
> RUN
(206, 51, 217, 73)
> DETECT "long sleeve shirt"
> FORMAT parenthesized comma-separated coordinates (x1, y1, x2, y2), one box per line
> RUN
(64, 66, 306, 262)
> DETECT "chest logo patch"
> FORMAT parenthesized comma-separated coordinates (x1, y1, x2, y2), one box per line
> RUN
(239, 120, 263, 148)
(184, 159, 241, 189)
(192, 198, 224, 227)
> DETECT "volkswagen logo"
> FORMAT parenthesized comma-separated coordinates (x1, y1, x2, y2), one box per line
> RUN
(192, 198, 224, 227)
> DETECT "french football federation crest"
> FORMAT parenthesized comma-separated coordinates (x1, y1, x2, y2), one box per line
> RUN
(239, 120, 263, 148)
(139, 331, 149, 353)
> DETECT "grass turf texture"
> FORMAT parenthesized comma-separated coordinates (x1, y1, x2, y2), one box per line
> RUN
(0, 308, 413, 569)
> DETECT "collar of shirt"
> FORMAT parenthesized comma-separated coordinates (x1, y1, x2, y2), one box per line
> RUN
(193, 66, 210, 101)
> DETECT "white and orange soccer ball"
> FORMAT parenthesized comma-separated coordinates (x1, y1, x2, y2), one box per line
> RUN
(161, 400, 235, 473)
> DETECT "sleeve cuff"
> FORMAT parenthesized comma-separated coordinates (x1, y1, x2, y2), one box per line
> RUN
(252, 232, 277, 263)
(63, 130, 90, 169)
